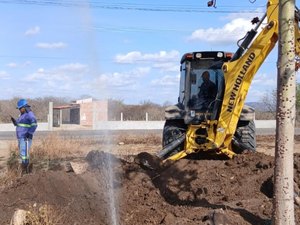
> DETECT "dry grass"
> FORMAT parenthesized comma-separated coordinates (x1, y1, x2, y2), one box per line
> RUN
(24, 204, 66, 225)
(31, 133, 90, 160)
(3, 131, 160, 169)
(7, 133, 161, 161)
(31, 133, 161, 158)
(113, 133, 161, 145)
(5, 134, 98, 176)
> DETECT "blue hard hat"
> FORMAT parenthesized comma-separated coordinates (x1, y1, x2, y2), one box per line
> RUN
(17, 99, 28, 109)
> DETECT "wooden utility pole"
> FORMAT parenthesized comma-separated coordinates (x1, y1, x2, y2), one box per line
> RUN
(273, 0, 296, 224)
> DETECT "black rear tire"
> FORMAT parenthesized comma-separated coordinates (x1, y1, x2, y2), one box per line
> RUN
(233, 120, 256, 153)
(161, 119, 187, 159)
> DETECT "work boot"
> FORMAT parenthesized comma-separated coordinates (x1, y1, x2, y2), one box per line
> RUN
(27, 163, 33, 173)
(21, 164, 28, 175)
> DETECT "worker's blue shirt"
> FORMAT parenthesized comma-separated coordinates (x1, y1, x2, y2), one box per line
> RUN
(16, 109, 37, 139)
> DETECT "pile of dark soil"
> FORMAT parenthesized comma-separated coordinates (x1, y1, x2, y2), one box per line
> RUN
(0, 151, 299, 225)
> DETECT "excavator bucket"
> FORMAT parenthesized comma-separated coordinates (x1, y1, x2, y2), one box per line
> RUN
(134, 152, 177, 171)
(134, 152, 163, 170)
(134, 134, 187, 170)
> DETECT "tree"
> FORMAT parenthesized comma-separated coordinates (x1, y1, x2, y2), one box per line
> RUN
(272, 0, 296, 224)
(0, 96, 69, 123)
(261, 89, 277, 118)
(261, 84, 300, 122)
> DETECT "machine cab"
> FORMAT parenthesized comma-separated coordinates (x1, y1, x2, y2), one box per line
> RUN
(179, 51, 232, 123)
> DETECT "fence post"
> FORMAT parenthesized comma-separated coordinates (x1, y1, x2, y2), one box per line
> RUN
(146, 112, 148, 121)
(92, 102, 96, 130)
(48, 102, 53, 131)
(121, 112, 123, 121)
(59, 109, 62, 126)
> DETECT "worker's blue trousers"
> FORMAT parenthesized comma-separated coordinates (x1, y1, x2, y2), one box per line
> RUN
(18, 138, 32, 166)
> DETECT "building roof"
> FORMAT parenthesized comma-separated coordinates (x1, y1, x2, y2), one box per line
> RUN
(53, 104, 80, 110)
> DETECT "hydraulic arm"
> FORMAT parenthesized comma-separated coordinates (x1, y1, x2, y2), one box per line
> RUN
(165, 0, 300, 161)
(212, 0, 300, 157)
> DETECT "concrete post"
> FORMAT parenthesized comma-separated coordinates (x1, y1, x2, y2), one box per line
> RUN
(121, 112, 123, 121)
(92, 102, 96, 130)
(48, 102, 53, 131)
(59, 109, 62, 127)
(146, 112, 148, 121)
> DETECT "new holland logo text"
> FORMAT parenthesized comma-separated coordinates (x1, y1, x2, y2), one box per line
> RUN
(227, 52, 255, 113)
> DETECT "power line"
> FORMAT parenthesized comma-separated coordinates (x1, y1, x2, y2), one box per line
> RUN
(0, 0, 265, 14)
(0, 55, 84, 60)
(89, 25, 259, 34)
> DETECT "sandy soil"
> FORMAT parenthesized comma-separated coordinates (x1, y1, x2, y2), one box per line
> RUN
(256, 135, 300, 156)
(0, 134, 299, 224)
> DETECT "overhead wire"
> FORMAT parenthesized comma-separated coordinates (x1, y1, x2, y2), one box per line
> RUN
(0, 0, 269, 61)
(0, 0, 265, 13)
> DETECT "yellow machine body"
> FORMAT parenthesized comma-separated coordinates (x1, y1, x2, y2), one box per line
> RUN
(166, 0, 300, 162)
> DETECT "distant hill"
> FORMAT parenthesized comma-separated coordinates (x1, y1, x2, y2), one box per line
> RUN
(246, 102, 273, 112)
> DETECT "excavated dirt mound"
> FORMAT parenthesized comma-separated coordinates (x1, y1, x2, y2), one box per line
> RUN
(0, 151, 300, 225)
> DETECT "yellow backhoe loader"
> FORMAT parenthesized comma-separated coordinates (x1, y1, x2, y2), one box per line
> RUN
(138, 0, 300, 168)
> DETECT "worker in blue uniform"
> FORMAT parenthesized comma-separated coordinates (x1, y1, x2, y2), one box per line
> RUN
(11, 99, 37, 174)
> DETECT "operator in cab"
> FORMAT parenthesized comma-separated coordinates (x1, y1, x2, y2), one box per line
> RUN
(198, 71, 217, 107)
(190, 70, 217, 111)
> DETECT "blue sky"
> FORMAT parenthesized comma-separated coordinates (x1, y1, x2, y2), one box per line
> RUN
(0, 0, 291, 104)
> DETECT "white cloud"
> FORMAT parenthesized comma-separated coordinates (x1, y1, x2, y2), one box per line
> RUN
(247, 72, 277, 102)
(96, 72, 136, 87)
(45, 80, 71, 91)
(224, 9, 264, 21)
(24, 68, 50, 81)
(7, 63, 17, 68)
(247, 88, 269, 102)
(151, 74, 180, 86)
(115, 50, 179, 64)
(24, 63, 88, 82)
(85, 67, 180, 103)
(188, 9, 265, 46)
(35, 42, 67, 49)
(93, 67, 151, 88)
(187, 18, 254, 45)
(132, 67, 151, 76)
(6, 61, 32, 68)
(57, 63, 88, 73)
(25, 26, 40, 36)
(252, 73, 276, 87)
(152, 62, 178, 72)
(23, 64, 150, 98)
(22, 63, 89, 97)
(4, 87, 35, 98)
(37, 68, 45, 73)
(0, 71, 10, 79)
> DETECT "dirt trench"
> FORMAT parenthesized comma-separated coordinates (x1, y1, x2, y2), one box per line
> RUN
(0, 148, 299, 225)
